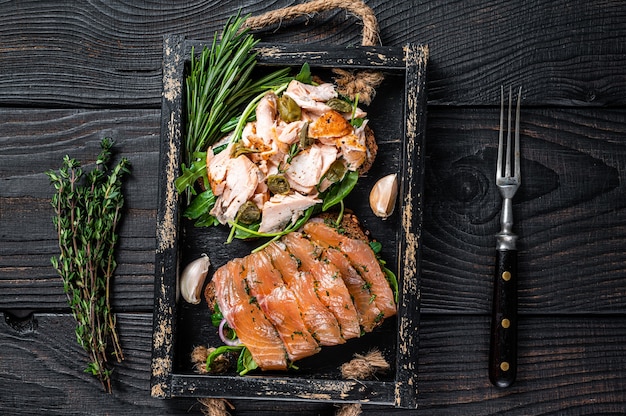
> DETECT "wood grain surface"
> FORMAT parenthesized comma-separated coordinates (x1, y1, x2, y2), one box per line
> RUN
(1, 0, 626, 414)
(2, 313, 625, 414)
(0, 0, 624, 106)
(2, 108, 624, 313)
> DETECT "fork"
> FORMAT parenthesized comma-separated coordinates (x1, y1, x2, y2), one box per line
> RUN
(489, 85, 522, 388)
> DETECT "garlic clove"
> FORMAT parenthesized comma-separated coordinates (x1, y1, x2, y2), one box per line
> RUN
(180, 253, 211, 304)
(369, 173, 398, 219)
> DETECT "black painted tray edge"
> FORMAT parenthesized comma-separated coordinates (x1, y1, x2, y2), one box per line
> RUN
(151, 34, 428, 409)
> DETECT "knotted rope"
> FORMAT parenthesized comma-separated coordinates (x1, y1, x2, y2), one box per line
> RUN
(198, 397, 234, 416)
(340, 349, 391, 379)
(243, 0, 384, 105)
(243, 0, 380, 47)
(336, 349, 391, 416)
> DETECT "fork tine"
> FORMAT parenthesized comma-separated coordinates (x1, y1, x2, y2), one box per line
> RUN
(514, 86, 522, 181)
(497, 85, 505, 179)
(505, 86, 513, 178)
(497, 86, 522, 181)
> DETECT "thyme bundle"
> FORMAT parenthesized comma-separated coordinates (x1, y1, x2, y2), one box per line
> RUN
(47, 138, 130, 393)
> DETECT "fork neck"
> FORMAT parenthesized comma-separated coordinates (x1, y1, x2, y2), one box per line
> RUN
(496, 197, 517, 251)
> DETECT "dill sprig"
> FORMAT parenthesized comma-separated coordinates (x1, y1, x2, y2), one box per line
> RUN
(47, 138, 130, 393)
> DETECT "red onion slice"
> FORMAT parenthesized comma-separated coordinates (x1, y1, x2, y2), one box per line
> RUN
(218, 318, 242, 346)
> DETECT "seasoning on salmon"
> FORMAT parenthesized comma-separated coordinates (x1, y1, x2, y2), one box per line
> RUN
(282, 232, 361, 341)
(244, 251, 320, 361)
(303, 221, 397, 318)
(207, 221, 397, 372)
(322, 247, 383, 332)
(212, 258, 287, 370)
(264, 241, 344, 346)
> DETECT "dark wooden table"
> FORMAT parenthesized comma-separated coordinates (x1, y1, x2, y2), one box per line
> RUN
(2, 1, 626, 414)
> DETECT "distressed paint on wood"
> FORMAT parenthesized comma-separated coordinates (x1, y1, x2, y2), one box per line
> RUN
(151, 34, 185, 399)
(151, 35, 428, 408)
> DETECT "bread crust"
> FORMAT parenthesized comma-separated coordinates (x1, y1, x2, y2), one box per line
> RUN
(358, 125, 378, 175)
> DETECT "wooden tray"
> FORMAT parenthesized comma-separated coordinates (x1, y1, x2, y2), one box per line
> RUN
(151, 34, 428, 408)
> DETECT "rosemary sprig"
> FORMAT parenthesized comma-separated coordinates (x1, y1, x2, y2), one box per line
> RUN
(179, 13, 292, 202)
(47, 138, 130, 393)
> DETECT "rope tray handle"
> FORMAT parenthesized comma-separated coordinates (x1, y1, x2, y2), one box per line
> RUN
(244, 0, 384, 105)
(243, 0, 380, 46)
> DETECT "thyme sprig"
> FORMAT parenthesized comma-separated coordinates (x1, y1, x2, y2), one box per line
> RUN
(47, 138, 130, 393)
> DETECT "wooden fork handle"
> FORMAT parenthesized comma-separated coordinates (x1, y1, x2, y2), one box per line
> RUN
(489, 248, 518, 388)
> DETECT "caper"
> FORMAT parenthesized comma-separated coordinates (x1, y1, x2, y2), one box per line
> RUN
(230, 141, 258, 158)
(267, 174, 291, 195)
(278, 94, 301, 122)
(236, 201, 261, 225)
(324, 160, 347, 184)
(326, 98, 352, 113)
(299, 121, 314, 148)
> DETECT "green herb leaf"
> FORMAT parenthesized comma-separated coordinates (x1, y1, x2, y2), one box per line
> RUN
(206, 345, 244, 372)
(193, 212, 221, 228)
(237, 347, 259, 375)
(295, 62, 312, 84)
(211, 303, 224, 327)
(175, 152, 208, 195)
(321, 170, 359, 211)
(350, 117, 365, 128)
(384, 266, 399, 304)
(369, 241, 382, 254)
(184, 188, 216, 220)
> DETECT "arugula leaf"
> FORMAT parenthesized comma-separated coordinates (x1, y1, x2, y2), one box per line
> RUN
(295, 62, 312, 84)
(193, 212, 220, 228)
(175, 152, 207, 195)
(237, 347, 259, 375)
(349, 92, 364, 127)
(368, 240, 399, 303)
(231, 221, 261, 241)
(321, 170, 359, 211)
(350, 117, 365, 128)
(206, 345, 244, 372)
(204, 344, 258, 376)
(184, 188, 216, 219)
(369, 241, 382, 254)
(211, 303, 224, 327)
(384, 266, 399, 304)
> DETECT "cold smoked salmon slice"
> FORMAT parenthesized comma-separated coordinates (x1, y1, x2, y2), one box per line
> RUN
(282, 232, 361, 341)
(303, 222, 397, 318)
(212, 258, 287, 370)
(322, 247, 383, 332)
(264, 241, 344, 346)
(244, 251, 320, 361)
